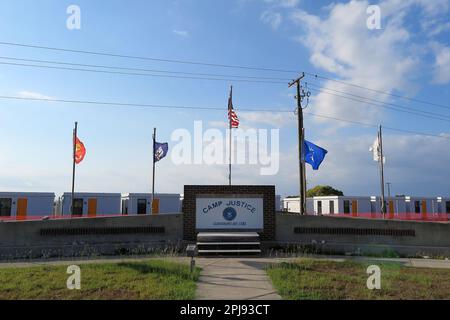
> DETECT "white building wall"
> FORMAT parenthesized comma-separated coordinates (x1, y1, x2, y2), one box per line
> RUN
(121, 193, 181, 215)
(283, 198, 301, 213)
(282, 197, 314, 214)
(283, 195, 450, 216)
(61, 193, 121, 216)
(436, 197, 450, 214)
(0, 192, 55, 217)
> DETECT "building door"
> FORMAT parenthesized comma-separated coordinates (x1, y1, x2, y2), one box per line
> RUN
(88, 199, 97, 217)
(351, 200, 358, 217)
(72, 198, 83, 216)
(388, 200, 394, 219)
(152, 198, 160, 215)
(0, 198, 12, 217)
(137, 199, 146, 215)
(16, 198, 28, 220)
(421, 200, 427, 219)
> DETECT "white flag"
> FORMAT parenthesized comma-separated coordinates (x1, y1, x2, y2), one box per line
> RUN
(369, 136, 386, 163)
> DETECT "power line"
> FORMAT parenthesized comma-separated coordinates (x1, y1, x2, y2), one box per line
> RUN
(307, 82, 450, 120)
(0, 56, 290, 81)
(0, 61, 287, 84)
(308, 87, 450, 123)
(7, 55, 446, 121)
(0, 94, 448, 140)
(2, 58, 450, 123)
(1, 40, 448, 110)
(0, 41, 299, 74)
(305, 73, 450, 111)
(303, 111, 449, 139)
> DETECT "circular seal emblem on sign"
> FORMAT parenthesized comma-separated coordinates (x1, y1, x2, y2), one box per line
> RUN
(222, 207, 237, 221)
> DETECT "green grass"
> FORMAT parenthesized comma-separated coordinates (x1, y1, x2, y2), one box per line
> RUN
(0, 259, 200, 300)
(266, 259, 450, 300)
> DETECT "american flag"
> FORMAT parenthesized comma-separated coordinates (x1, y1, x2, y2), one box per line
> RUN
(228, 86, 239, 128)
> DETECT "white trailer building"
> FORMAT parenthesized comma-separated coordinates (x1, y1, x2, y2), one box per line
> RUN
(401, 196, 443, 216)
(0, 192, 55, 219)
(437, 197, 450, 214)
(282, 195, 450, 217)
(121, 193, 181, 215)
(61, 192, 121, 217)
(309, 196, 427, 217)
(282, 197, 314, 214)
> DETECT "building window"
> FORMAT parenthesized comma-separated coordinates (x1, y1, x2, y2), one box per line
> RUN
(72, 198, 83, 216)
(329, 200, 334, 214)
(0, 198, 12, 217)
(446, 201, 450, 214)
(414, 201, 421, 214)
(317, 201, 322, 214)
(137, 199, 147, 215)
(343, 200, 350, 214)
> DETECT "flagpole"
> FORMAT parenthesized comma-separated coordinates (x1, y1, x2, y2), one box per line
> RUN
(228, 86, 232, 186)
(71, 121, 77, 216)
(301, 127, 307, 214)
(152, 127, 156, 215)
(379, 125, 386, 218)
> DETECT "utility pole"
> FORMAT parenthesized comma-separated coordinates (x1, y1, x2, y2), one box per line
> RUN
(289, 73, 306, 215)
(71, 121, 77, 216)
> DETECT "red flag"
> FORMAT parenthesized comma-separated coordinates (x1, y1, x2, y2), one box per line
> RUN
(74, 137, 86, 164)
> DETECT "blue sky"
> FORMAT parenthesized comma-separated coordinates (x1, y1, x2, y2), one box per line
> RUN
(0, 0, 449, 197)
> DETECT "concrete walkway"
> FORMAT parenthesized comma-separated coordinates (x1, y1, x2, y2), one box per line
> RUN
(194, 258, 281, 300)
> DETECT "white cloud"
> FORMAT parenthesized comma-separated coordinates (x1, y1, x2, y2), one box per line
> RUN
(264, 0, 300, 8)
(300, 132, 450, 196)
(17, 91, 55, 100)
(261, 10, 282, 29)
(432, 45, 450, 84)
(239, 111, 295, 127)
(260, 0, 301, 29)
(208, 121, 228, 129)
(289, 0, 427, 126)
(173, 29, 190, 37)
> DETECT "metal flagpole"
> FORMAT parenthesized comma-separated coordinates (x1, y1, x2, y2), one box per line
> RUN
(71, 121, 77, 216)
(152, 127, 156, 215)
(228, 86, 232, 186)
(379, 125, 386, 218)
(301, 127, 307, 214)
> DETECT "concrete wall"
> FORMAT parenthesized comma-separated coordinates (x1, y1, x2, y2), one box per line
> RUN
(1, 211, 449, 260)
(274, 213, 450, 257)
(0, 214, 183, 260)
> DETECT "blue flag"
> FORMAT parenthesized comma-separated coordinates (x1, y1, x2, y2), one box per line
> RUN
(154, 142, 168, 162)
(304, 140, 327, 170)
